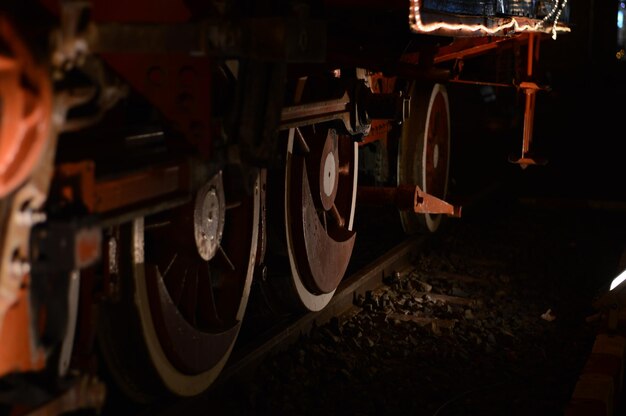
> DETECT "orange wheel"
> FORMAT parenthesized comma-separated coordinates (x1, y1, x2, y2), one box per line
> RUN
(0, 16, 52, 377)
(0, 16, 52, 198)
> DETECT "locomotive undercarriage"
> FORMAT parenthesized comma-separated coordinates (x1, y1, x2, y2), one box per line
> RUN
(0, 0, 569, 412)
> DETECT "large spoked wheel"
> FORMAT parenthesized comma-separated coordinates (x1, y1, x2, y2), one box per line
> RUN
(0, 16, 54, 377)
(99, 167, 259, 399)
(282, 125, 358, 312)
(398, 83, 451, 234)
(0, 17, 52, 199)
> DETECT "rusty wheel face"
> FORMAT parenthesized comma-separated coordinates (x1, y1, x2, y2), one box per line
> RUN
(398, 83, 450, 233)
(284, 125, 358, 312)
(131, 167, 259, 396)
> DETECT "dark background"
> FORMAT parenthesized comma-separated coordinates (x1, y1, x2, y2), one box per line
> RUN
(446, 0, 626, 207)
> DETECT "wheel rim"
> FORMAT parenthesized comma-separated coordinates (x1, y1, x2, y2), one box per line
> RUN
(284, 125, 358, 312)
(133, 167, 259, 396)
(398, 83, 450, 233)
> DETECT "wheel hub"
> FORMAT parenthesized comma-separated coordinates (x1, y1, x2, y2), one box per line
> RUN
(322, 152, 337, 198)
(194, 172, 225, 261)
(315, 129, 339, 211)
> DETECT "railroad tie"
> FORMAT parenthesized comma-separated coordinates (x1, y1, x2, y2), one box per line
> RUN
(565, 333, 626, 416)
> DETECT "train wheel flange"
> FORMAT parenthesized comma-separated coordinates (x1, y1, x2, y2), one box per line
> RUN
(398, 83, 450, 233)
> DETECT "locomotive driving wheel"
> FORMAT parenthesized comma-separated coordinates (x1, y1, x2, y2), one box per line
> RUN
(398, 83, 451, 234)
(99, 167, 259, 398)
(281, 125, 358, 312)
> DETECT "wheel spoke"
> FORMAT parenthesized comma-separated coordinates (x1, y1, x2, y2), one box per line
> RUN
(180, 263, 199, 327)
(166, 260, 188, 307)
(295, 127, 310, 153)
(225, 201, 242, 210)
(144, 221, 172, 230)
(218, 245, 236, 271)
(197, 262, 222, 327)
(329, 203, 345, 228)
(22, 91, 44, 131)
(162, 253, 178, 278)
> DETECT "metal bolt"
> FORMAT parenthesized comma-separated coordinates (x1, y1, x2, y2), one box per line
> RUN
(15, 209, 47, 226)
(10, 260, 31, 278)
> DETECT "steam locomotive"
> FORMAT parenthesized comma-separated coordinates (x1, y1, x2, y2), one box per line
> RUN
(0, 0, 569, 412)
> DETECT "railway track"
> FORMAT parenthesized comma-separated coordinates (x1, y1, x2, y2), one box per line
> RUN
(10, 220, 424, 416)
(122, 197, 623, 416)
(0, 2, 580, 414)
(95, 223, 427, 415)
(15, 192, 625, 415)
(14, 182, 493, 415)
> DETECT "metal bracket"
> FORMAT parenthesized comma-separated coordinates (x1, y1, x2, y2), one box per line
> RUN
(280, 79, 409, 139)
(30, 219, 102, 274)
(357, 185, 462, 217)
(509, 32, 548, 169)
(508, 80, 548, 168)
